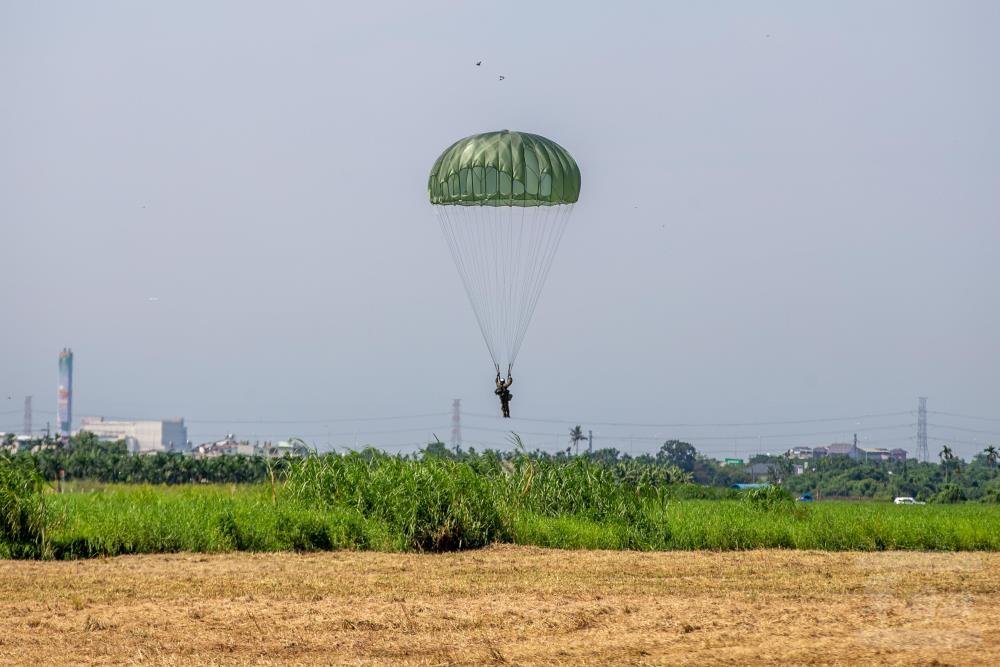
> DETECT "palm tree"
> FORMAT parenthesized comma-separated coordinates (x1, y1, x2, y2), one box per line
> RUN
(939, 445, 957, 483)
(569, 426, 586, 456)
(984, 445, 998, 470)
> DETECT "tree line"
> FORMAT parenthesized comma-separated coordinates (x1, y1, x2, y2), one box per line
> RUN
(4, 431, 998, 502)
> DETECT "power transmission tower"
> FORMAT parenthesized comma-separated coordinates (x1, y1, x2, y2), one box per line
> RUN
(451, 399, 462, 453)
(23, 396, 32, 436)
(917, 397, 928, 463)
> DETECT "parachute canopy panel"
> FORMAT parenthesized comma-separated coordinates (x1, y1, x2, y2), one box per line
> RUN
(428, 130, 581, 206)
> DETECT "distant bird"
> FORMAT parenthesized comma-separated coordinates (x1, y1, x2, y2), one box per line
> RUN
(475, 61, 482, 66)
(147, 296, 159, 302)
(498, 75, 505, 81)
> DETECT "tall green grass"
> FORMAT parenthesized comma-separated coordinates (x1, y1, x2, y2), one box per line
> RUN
(4, 452, 1000, 558)
(1, 455, 52, 558)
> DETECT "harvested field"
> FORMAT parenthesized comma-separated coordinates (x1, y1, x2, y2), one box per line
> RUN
(1, 547, 998, 666)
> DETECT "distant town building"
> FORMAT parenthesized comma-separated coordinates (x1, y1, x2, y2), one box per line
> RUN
(192, 435, 311, 458)
(810, 443, 906, 462)
(786, 446, 814, 460)
(0, 433, 32, 454)
(821, 442, 863, 459)
(264, 438, 311, 458)
(860, 447, 891, 462)
(79, 417, 188, 454)
(192, 434, 256, 458)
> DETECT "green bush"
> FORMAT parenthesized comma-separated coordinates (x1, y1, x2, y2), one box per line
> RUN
(284, 453, 508, 551)
(932, 483, 968, 504)
(980, 486, 1000, 504)
(742, 484, 794, 511)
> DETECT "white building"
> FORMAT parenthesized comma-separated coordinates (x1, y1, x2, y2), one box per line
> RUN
(192, 435, 311, 459)
(266, 438, 311, 458)
(79, 417, 188, 454)
(193, 435, 257, 458)
(786, 446, 815, 460)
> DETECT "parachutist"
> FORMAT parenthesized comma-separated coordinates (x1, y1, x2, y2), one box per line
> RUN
(429, 131, 579, 389)
(495, 370, 513, 418)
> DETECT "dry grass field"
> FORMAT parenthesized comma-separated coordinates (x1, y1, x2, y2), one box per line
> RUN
(1, 547, 998, 666)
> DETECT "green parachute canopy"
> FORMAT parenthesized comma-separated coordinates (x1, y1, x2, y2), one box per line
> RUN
(428, 130, 581, 206)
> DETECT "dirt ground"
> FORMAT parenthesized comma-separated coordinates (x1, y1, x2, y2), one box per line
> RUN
(1, 547, 998, 666)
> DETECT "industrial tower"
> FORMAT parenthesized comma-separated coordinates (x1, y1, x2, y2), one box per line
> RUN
(916, 397, 928, 463)
(451, 399, 462, 453)
(58, 348, 73, 437)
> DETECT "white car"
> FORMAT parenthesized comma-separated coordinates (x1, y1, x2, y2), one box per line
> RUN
(894, 497, 926, 505)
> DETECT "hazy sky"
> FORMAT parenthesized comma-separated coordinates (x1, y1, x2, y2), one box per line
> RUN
(3, 1, 998, 459)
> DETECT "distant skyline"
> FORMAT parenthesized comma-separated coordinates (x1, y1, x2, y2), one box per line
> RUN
(3, 2, 998, 460)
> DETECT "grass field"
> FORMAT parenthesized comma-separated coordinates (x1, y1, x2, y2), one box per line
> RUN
(19, 481, 1000, 558)
(5, 455, 1000, 558)
(2, 547, 998, 665)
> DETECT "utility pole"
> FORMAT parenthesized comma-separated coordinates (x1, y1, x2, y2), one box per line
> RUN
(588, 429, 593, 455)
(451, 399, 462, 454)
(23, 396, 32, 437)
(917, 397, 928, 463)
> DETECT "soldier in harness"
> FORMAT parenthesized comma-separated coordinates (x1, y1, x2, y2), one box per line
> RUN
(495, 366, 513, 418)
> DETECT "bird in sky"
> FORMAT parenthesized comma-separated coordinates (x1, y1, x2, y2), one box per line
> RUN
(475, 61, 482, 66)
(147, 297, 159, 302)
(498, 75, 505, 81)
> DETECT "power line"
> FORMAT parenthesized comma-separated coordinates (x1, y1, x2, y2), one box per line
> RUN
(926, 423, 1000, 437)
(187, 425, 450, 440)
(928, 410, 1000, 423)
(95, 412, 448, 425)
(459, 422, 915, 442)
(463, 410, 913, 429)
(927, 436, 995, 448)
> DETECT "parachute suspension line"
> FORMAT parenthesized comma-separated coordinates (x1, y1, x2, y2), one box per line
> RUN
(436, 204, 499, 369)
(429, 130, 580, 373)
(510, 204, 573, 363)
(507, 202, 528, 366)
(509, 204, 547, 362)
(434, 203, 574, 371)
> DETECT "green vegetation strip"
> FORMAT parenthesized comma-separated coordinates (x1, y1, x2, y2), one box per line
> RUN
(4, 453, 999, 558)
